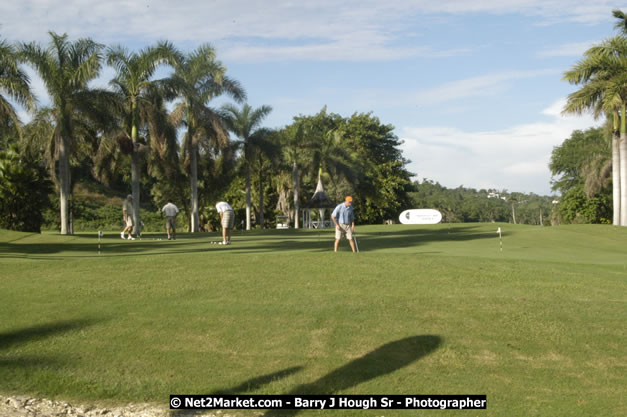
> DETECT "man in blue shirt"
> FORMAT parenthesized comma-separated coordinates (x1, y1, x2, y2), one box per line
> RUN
(331, 196, 356, 252)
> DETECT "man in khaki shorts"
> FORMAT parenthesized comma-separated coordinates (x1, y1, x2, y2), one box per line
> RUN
(331, 195, 356, 252)
(161, 200, 179, 240)
(121, 194, 135, 240)
(215, 201, 235, 245)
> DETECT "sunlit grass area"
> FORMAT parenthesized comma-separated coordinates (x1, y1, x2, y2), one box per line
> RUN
(0, 224, 625, 416)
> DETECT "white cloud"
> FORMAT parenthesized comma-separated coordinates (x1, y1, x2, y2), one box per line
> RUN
(399, 98, 601, 195)
(411, 69, 559, 105)
(538, 41, 596, 57)
(1, 0, 624, 63)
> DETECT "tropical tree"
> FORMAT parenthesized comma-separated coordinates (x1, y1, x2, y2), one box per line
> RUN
(293, 108, 358, 201)
(168, 44, 245, 232)
(19, 32, 112, 234)
(280, 122, 309, 228)
(0, 144, 52, 232)
(562, 34, 627, 225)
(550, 127, 612, 223)
(106, 42, 180, 234)
(0, 38, 35, 142)
(220, 103, 272, 229)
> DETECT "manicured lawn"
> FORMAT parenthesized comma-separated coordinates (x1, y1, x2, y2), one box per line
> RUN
(0, 223, 625, 416)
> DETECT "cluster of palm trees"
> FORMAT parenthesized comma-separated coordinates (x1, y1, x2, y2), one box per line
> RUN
(2, 32, 372, 234)
(1, 31, 281, 234)
(563, 9, 627, 226)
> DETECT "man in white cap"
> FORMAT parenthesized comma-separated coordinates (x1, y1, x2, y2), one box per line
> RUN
(161, 199, 180, 240)
(121, 194, 135, 240)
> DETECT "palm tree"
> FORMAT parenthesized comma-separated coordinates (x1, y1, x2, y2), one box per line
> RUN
(563, 34, 627, 225)
(220, 103, 272, 229)
(168, 44, 245, 232)
(252, 130, 281, 228)
(106, 42, 180, 235)
(281, 122, 309, 228)
(310, 128, 360, 201)
(19, 32, 111, 234)
(0, 38, 35, 140)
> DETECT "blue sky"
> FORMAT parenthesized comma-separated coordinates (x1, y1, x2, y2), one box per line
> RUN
(3, 0, 627, 195)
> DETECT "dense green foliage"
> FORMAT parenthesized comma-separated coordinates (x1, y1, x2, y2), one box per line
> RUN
(280, 109, 414, 225)
(410, 179, 553, 225)
(0, 145, 51, 232)
(550, 127, 612, 223)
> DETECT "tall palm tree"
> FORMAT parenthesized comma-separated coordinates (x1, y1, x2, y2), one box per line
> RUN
(19, 32, 111, 234)
(563, 34, 627, 225)
(220, 103, 272, 230)
(252, 129, 281, 228)
(106, 42, 180, 235)
(0, 38, 35, 140)
(168, 44, 246, 232)
(281, 122, 309, 228)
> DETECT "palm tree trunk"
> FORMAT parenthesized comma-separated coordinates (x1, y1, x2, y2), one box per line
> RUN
(613, 114, 621, 225)
(245, 165, 252, 230)
(130, 100, 141, 235)
(58, 136, 70, 235)
(190, 142, 200, 232)
(293, 162, 299, 229)
(131, 150, 141, 235)
(620, 106, 627, 226)
(259, 160, 264, 229)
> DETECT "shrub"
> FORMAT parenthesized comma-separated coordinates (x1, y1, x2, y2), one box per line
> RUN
(0, 145, 52, 232)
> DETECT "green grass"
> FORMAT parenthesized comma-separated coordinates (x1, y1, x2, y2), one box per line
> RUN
(0, 223, 625, 416)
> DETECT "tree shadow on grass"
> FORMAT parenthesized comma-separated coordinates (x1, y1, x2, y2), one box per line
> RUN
(0, 225, 501, 258)
(0, 319, 102, 370)
(171, 366, 306, 417)
(212, 366, 305, 395)
(262, 335, 441, 417)
(170, 335, 441, 417)
(222, 225, 497, 254)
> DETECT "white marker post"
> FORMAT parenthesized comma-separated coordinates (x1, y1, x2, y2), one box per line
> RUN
(496, 227, 502, 252)
(98, 231, 103, 255)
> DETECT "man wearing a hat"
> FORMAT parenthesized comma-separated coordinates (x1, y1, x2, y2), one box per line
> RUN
(121, 194, 135, 240)
(331, 195, 356, 252)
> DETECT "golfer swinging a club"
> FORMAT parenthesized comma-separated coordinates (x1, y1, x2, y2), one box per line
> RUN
(332, 195, 356, 253)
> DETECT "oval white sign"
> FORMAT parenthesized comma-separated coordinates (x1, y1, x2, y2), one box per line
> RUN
(399, 209, 442, 225)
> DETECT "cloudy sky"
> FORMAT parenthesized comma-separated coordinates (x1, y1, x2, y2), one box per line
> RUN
(3, 0, 626, 195)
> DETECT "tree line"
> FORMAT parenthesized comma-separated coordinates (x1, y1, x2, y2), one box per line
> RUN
(549, 126, 612, 224)
(410, 180, 554, 225)
(1, 32, 414, 233)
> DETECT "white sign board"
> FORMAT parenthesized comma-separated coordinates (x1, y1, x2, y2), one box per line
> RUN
(399, 209, 442, 225)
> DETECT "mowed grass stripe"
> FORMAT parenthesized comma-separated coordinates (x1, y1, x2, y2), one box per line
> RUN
(0, 224, 625, 416)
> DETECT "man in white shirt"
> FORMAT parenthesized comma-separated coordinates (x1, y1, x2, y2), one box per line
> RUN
(161, 200, 180, 240)
(215, 201, 234, 245)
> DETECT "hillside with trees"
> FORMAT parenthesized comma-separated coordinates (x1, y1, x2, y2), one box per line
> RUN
(410, 180, 554, 225)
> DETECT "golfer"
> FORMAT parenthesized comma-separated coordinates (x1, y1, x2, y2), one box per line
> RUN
(215, 201, 235, 245)
(161, 200, 179, 240)
(331, 196, 356, 252)
(121, 194, 135, 240)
